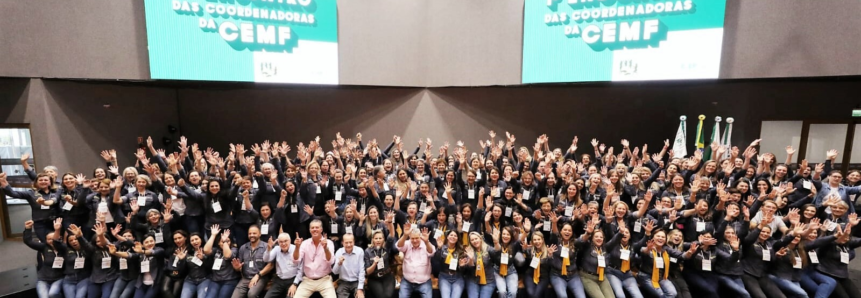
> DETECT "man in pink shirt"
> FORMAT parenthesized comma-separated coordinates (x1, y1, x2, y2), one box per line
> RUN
(292, 219, 336, 298)
(397, 225, 435, 298)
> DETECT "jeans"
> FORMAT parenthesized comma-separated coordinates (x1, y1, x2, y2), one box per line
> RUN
(636, 272, 676, 298)
(206, 279, 239, 298)
(398, 280, 432, 298)
(550, 273, 587, 298)
(336, 281, 358, 298)
(608, 269, 644, 298)
(109, 279, 136, 298)
(186, 215, 203, 235)
(465, 276, 496, 298)
(493, 271, 519, 298)
(437, 272, 464, 298)
(88, 279, 117, 298)
(716, 274, 751, 298)
(833, 277, 861, 298)
(524, 272, 550, 298)
(683, 271, 718, 298)
(37, 279, 63, 298)
(181, 279, 210, 298)
(63, 277, 90, 298)
(769, 275, 809, 298)
(800, 269, 837, 298)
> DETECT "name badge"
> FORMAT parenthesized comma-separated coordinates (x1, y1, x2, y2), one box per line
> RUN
(501, 253, 509, 265)
(762, 248, 771, 261)
(794, 257, 803, 269)
(253, 180, 259, 189)
(492, 187, 500, 198)
(670, 257, 678, 263)
(565, 206, 573, 217)
(462, 222, 471, 232)
(141, 260, 150, 273)
(420, 202, 427, 212)
(476, 172, 482, 180)
(377, 259, 385, 269)
(696, 221, 706, 232)
(634, 221, 642, 233)
(702, 259, 712, 271)
(809, 251, 819, 264)
(249, 260, 255, 268)
(98, 202, 109, 213)
(155, 232, 164, 244)
(434, 229, 443, 240)
(597, 255, 606, 268)
(841, 251, 850, 264)
(530, 256, 540, 268)
(41, 204, 51, 210)
(505, 207, 512, 217)
(620, 249, 630, 260)
(448, 254, 458, 270)
(63, 202, 73, 211)
(803, 181, 812, 189)
(119, 258, 128, 270)
(331, 223, 339, 233)
(468, 189, 475, 199)
(291, 205, 298, 213)
(212, 201, 222, 213)
(561, 246, 570, 256)
(192, 257, 203, 266)
(316, 185, 322, 194)
(384, 183, 390, 191)
(102, 257, 111, 269)
(345, 226, 353, 234)
(53, 257, 64, 269)
(656, 256, 665, 269)
(138, 197, 147, 206)
(212, 258, 223, 270)
(543, 220, 551, 231)
(335, 191, 342, 201)
(261, 224, 269, 235)
(74, 257, 85, 269)
(523, 190, 531, 200)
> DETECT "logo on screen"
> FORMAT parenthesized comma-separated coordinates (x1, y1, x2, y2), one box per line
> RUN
(619, 60, 638, 76)
(260, 62, 278, 77)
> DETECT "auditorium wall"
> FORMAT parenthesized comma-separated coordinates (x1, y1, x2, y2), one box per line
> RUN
(1, 0, 861, 86)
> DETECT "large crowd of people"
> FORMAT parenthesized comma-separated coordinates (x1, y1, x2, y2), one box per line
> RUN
(4, 131, 861, 298)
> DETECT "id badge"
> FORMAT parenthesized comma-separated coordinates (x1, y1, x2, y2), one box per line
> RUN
(63, 202, 73, 211)
(192, 257, 203, 266)
(462, 222, 471, 232)
(346, 226, 353, 234)
(53, 257, 64, 269)
(523, 190, 531, 200)
(597, 255, 606, 268)
(102, 257, 111, 269)
(702, 259, 712, 271)
(794, 257, 803, 269)
(841, 252, 850, 264)
(448, 255, 458, 270)
(565, 206, 573, 217)
(155, 232, 164, 244)
(119, 258, 128, 270)
(335, 191, 342, 201)
(634, 221, 642, 233)
(261, 224, 269, 235)
(696, 221, 705, 232)
(501, 253, 509, 265)
(331, 223, 339, 233)
(530, 256, 540, 268)
(620, 249, 630, 260)
(561, 246, 569, 256)
(74, 257, 85, 269)
(505, 207, 512, 217)
(468, 189, 475, 199)
(434, 229, 443, 240)
(212, 258, 223, 270)
(377, 259, 385, 269)
(212, 201, 222, 213)
(141, 260, 150, 273)
(762, 249, 771, 261)
(543, 220, 551, 231)
(809, 251, 819, 264)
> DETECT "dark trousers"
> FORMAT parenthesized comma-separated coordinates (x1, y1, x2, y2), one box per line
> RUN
(366, 275, 395, 298)
(160, 276, 183, 298)
(684, 271, 719, 298)
(833, 277, 861, 298)
(669, 274, 692, 298)
(263, 277, 294, 298)
(741, 273, 785, 298)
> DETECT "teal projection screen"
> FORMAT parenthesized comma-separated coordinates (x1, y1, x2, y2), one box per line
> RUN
(522, 0, 728, 84)
(144, 0, 338, 84)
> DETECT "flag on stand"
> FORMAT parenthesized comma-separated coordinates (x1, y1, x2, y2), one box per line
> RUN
(672, 116, 687, 158)
(703, 117, 722, 160)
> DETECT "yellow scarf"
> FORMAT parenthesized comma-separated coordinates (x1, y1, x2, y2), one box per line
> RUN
(475, 252, 487, 284)
(651, 250, 670, 288)
(561, 242, 570, 276)
(462, 232, 469, 246)
(500, 248, 509, 276)
(621, 244, 630, 273)
(596, 248, 604, 281)
(445, 247, 455, 265)
(533, 251, 543, 284)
